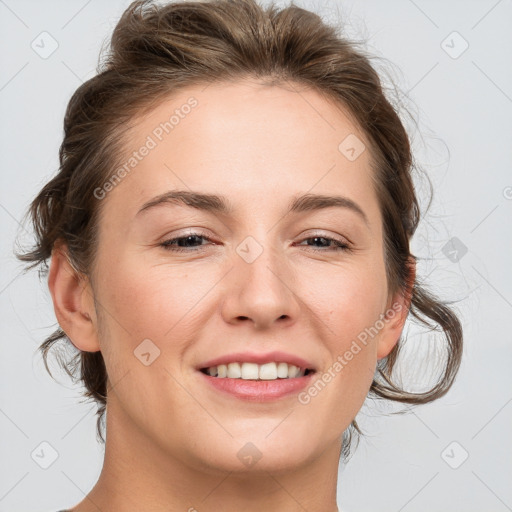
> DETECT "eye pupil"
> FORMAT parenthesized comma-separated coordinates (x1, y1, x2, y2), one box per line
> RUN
(179, 235, 202, 246)
(310, 237, 327, 246)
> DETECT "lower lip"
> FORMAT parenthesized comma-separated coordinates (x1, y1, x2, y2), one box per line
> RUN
(198, 371, 316, 401)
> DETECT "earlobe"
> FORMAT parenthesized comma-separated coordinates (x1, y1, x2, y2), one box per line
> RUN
(376, 257, 416, 360)
(47, 244, 100, 352)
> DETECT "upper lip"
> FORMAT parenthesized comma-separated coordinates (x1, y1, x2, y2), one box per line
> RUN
(197, 351, 317, 371)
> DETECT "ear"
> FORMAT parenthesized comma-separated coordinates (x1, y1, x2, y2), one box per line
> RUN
(47, 243, 100, 352)
(376, 257, 416, 360)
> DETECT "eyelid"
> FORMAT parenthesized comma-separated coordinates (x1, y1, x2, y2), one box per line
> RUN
(158, 228, 216, 252)
(159, 228, 354, 254)
(160, 227, 213, 240)
(300, 229, 352, 244)
(160, 227, 350, 245)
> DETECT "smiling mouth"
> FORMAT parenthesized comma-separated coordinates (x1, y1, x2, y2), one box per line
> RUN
(200, 361, 315, 380)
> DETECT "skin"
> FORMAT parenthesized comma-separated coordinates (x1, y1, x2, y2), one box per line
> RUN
(49, 78, 414, 512)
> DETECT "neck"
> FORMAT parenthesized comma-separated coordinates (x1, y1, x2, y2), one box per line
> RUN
(71, 401, 343, 512)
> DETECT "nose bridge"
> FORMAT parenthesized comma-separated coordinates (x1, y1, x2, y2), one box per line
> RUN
(237, 232, 289, 297)
(222, 231, 299, 328)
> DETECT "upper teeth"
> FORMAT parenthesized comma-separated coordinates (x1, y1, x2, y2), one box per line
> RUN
(205, 362, 308, 380)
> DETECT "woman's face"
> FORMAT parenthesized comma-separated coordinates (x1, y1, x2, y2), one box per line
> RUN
(85, 79, 405, 473)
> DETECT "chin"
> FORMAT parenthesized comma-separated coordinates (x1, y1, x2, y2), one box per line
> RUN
(188, 427, 324, 475)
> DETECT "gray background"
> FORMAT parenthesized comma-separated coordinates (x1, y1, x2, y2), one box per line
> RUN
(1, 0, 511, 511)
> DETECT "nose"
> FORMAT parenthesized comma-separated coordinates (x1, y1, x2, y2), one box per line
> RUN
(220, 239, 301, 330)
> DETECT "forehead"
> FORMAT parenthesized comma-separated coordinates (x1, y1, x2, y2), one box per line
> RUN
(103, 78, 379, 223)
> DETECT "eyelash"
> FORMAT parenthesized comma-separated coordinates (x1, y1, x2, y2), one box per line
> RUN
(159, 232, 351, 253)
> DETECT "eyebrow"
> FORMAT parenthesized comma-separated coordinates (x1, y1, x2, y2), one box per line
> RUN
(136, 190, 369, 226)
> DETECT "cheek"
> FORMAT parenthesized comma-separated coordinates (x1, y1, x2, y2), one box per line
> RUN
(299, 261, 386, 400)
(93, 253, 222, 386)
(301, 258, 388, 335)
(96, 252, 202, 334)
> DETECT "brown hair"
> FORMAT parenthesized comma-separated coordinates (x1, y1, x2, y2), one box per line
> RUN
(16, 0, 463, 460)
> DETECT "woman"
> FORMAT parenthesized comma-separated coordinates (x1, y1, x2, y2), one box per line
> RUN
(18, 0, 463, 510)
